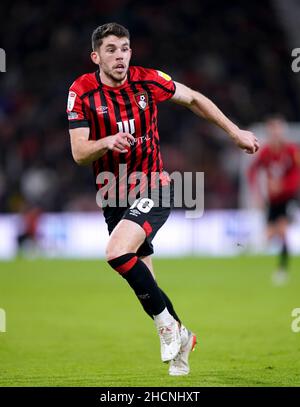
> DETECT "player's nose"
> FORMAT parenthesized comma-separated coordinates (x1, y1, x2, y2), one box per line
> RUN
(115, 49, 124, 59)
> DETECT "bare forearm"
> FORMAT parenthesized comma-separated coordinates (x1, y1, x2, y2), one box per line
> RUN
(172, 82, 259, 154)
(189, 91, 259, 153)
(73, 138, 108, 166)
(70, 130, 134, 166)
(190, 91, 239, 141)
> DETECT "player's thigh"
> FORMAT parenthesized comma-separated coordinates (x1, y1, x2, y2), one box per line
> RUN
(106, 219, 146, 260)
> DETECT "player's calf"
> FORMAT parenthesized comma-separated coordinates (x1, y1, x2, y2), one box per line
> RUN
(108, 252, 166, 316)
(107, 252, 181, 362)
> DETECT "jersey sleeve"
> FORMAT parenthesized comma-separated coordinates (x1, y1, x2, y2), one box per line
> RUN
(66, 83, 90, 129)
(148, 69, 176, 103)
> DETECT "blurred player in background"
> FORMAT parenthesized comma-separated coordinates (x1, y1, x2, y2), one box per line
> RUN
(248, 115, 300, 285)
(17, 204, 42, 257)
(67, 22, 259, 375)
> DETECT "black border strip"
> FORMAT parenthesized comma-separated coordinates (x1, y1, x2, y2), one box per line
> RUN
(0, 387, 299, 404)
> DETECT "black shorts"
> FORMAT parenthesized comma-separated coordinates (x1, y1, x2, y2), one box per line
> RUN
(103, 184, 174, 257)
(267, 199, 294, 223)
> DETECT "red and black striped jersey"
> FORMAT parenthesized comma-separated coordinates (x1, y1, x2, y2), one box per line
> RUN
(248, 143, 300, 203)
(67, 66, 176, 194)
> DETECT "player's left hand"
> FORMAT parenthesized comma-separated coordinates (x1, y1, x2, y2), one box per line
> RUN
(232, 129, 259, 154)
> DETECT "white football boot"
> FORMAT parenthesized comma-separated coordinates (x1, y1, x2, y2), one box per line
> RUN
(169, 325, 197, 376)
(157, 319, 181, 363)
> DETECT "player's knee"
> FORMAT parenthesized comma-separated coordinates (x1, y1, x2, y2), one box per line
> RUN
(105, 242, 131, 262)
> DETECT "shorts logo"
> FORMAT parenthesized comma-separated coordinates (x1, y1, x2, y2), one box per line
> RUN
(67, 91, 76, 111)
(134, 92, 148, 110)
(128, 209, 140, 217)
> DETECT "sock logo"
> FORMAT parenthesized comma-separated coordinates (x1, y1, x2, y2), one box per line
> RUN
(291, 308, 300, 333)
(138, 293, 151, 300)
(0, 309, 6, 333)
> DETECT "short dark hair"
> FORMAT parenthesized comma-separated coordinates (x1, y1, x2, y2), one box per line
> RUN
(91, 23, 130, 50)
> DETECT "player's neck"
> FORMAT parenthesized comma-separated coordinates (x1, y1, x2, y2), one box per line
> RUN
(100, 71, 127, 88)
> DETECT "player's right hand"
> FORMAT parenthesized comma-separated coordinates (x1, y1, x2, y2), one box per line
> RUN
(105, 132, 135, 153)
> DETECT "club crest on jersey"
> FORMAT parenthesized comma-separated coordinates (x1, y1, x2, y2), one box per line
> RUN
(67, 91, 76, 111)
(134, 92, 148, 110)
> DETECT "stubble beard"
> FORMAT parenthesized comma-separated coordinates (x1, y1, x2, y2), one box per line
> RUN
(105, 66, 128, 84)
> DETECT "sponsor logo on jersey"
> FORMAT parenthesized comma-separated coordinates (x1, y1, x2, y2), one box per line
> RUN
(134, 92, 148, 110)
(96, 106, 108, 115)
(67, 91, 76, 111)
(129, 135, 150, 146)
(117, 119, 136, 134)
(157, 70, 172, 81)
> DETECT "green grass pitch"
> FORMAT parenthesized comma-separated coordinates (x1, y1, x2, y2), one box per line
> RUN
(0, 256, 300, 387)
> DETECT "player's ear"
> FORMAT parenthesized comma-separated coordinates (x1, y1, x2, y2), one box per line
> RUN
(91, 51, 100, 65)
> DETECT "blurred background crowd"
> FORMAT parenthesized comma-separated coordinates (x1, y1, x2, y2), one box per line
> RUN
(0, 0, 299, 214)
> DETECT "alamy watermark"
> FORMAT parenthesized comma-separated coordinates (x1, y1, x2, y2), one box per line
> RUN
(0, 48, 6, 72)
(95, 166, 204, 219)
(0, 308, 6, 333)
(291, 308, 300, 333)
(291, 48, 300, 73)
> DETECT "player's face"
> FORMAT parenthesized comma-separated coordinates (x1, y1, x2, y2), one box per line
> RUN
(266, 119, 287, 146)
(94, 35, 132, 84)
